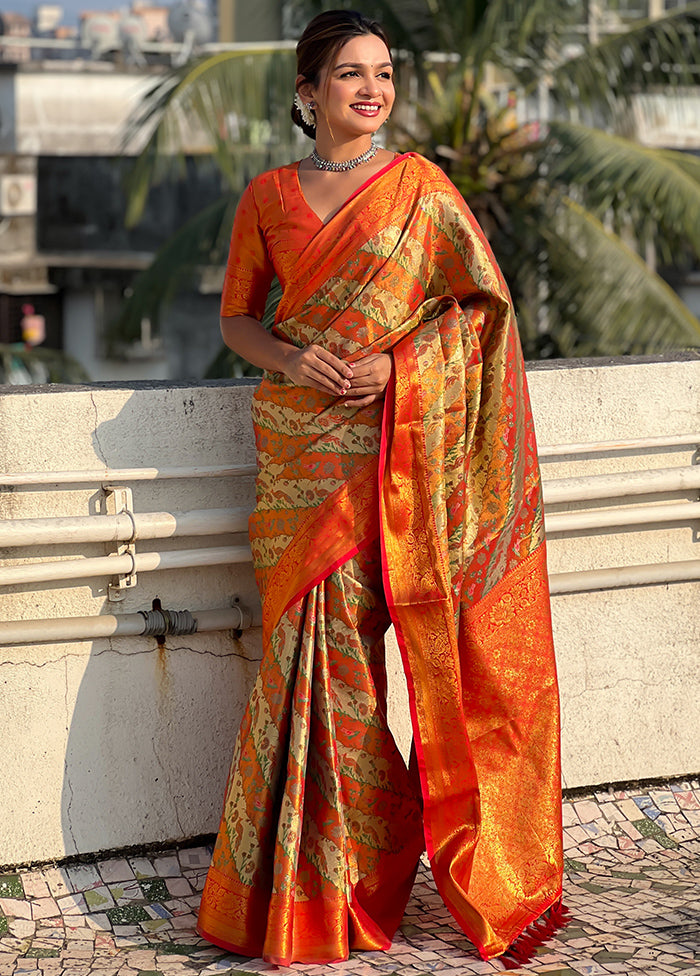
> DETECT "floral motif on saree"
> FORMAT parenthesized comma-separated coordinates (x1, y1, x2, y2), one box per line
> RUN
(197, 153, 564, 965)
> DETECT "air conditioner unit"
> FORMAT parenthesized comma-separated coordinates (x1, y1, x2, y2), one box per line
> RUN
(0, 174, 37, 216)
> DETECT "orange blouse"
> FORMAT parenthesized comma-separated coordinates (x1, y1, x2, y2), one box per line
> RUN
(220, 158, 404, 321)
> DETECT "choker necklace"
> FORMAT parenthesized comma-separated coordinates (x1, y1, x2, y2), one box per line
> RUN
(311, 143, 377, 172)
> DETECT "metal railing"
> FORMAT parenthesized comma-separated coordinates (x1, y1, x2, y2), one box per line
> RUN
(1, 432, 698, 641)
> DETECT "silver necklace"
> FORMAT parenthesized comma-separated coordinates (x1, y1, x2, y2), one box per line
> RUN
(311, 143, 377, 172)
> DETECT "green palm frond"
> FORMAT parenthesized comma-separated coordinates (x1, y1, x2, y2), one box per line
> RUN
(535, 197, 700, 357)
(544, 121, 700, 259)
(0, 344, 90, 384)
(123, 47, 301, 225)
(113, 194, 238, 344)
(548, 5, 700, 108)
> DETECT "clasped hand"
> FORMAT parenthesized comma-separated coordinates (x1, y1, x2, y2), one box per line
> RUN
(284, 344, 391, 407)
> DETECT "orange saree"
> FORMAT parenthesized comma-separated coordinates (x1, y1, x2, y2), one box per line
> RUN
(197, 153, 564, 965)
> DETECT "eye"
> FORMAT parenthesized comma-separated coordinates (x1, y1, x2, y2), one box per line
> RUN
(339, 70, 359, 78)
(378, 71, 393, 80)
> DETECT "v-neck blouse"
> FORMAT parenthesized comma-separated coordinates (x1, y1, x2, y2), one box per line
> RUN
(220, 159, 402, 320)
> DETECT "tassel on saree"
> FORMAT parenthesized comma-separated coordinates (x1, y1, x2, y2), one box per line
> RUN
(500, 899, 571, 969)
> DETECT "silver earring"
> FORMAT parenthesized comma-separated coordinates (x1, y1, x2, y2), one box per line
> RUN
(294, 92, 316, 128)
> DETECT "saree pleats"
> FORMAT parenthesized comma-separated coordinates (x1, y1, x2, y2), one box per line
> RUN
(197, 546, 424, 964)
(198, 153, 563, 963)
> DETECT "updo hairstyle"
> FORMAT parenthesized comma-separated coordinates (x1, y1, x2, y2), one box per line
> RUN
(291, 10, 392, 139)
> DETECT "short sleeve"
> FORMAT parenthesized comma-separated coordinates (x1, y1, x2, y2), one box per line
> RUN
(220, 181, 275, 320)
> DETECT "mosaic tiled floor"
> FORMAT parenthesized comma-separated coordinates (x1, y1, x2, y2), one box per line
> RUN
(1, 781, 698, 976)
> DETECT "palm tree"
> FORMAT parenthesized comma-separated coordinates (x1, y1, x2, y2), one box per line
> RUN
(363, 0, 700, 357)
(117, 44, 299, 367)
(119, 0, 700, 363)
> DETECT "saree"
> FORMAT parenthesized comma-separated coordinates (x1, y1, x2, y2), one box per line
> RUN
(197, 152, 564, 965)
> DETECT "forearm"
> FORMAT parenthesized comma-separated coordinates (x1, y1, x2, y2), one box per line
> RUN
(221, 314, 354, 396)
(220, 314, 297, 374)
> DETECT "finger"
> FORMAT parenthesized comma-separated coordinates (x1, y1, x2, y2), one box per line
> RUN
(292, 354, 351, 393)
(310, 370, 351, 395)
(312, 346, 354, 379)
(341, 393, 376, 408)
(309, 367, 351, 393)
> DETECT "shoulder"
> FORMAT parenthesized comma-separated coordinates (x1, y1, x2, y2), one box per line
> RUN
(248, 161, 298, 194)
(239, 162, 298, 218)
(397, 152, 460, 195)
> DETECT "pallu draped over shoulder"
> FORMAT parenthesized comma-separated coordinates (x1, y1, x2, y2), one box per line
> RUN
(197, 152, 564, 966)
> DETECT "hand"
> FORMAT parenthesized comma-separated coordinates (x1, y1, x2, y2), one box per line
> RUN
(283, 343, 354, 396)
(343, 353, 392, 407)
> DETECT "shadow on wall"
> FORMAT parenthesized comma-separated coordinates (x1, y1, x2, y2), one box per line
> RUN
(60, 384, 262, 858)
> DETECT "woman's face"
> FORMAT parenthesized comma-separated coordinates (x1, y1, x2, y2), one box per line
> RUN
(305, 33, 394, 143)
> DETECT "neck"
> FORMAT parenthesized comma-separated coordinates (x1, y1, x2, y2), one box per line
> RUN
(313, 134, 374, 162)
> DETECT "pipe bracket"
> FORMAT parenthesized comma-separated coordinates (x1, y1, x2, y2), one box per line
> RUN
(104, 485, 137, 601)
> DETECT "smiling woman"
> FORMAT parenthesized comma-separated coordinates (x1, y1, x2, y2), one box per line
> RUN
(195, 8, 566, 970)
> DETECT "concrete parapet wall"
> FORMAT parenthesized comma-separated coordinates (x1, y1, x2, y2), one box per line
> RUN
(1, 357, 699, 865)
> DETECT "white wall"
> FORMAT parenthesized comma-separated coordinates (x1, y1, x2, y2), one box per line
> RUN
(1, 356, 699, 866)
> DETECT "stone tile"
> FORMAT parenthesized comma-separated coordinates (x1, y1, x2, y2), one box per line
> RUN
(56, 893, 88, 916)
(153, 856, 181, 878)
(649, 790, 680, 813)
(675, 790, 700, 811)
(599, 802, 626, 823)
(107, 881, 141, 906)
(127, 858, 156, 880)
(42, 869, 72, 899)
(30, 899, 60, 920)
(83, 887, 115, 913)
(178, 848, 212, 869)
(66, 865, 103, 893)
(171, 912, 199, 929)
(96, 859, 135, 885)
(9, 918, 35, 939)
(619, 821, 643, 840)
(1, 782, 699, 976)
(0, 898, 32, 920)
(63, 926, 93, 941)
(166, 877, 194, 898)
(681, 809, 700, 827)
(573, 800, 601, 824)
(19, 875, 51, 901)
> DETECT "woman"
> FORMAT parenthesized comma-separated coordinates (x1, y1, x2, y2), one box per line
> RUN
(197, 9, 565, 968)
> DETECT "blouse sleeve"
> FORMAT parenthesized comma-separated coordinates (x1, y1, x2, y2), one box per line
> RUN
(220, 181, 275, 320)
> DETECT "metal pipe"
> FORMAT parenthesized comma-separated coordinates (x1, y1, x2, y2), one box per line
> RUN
(2, 432, 696, 487)
(545, 500, 700, 534)
(0, 545, 253, 587)
(0, 508, 252, 548)
(549, 559, 700, 594)
(542, 465, 700, 505)
(538, 432, 698, 458)
(0, 606, 254, 646)
(0, 463, 257, 488)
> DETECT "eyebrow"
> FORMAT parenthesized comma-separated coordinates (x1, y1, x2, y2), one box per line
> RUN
(334, 61, 393, 70)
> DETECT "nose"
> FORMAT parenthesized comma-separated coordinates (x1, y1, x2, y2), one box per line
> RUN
(358, 74, 380, 98)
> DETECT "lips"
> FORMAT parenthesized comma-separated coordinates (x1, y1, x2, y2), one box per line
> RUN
(351, 103, 381, 116)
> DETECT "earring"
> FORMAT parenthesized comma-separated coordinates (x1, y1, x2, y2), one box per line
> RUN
(294, 92, 316, 128)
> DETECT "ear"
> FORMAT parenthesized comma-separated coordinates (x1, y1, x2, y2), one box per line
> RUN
(296, 74, 315, 100)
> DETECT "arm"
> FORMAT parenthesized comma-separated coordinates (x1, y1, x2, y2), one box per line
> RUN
(221, 314, 353, 397)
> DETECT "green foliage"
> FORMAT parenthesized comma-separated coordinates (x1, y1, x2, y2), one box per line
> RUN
(0, 344, 90, 385)
(383, 0, 700, 357)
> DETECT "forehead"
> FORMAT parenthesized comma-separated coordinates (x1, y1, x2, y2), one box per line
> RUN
(331, 33, 391, 68)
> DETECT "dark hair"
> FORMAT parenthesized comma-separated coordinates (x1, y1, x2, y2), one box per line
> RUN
(291, 10, 392, 139)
